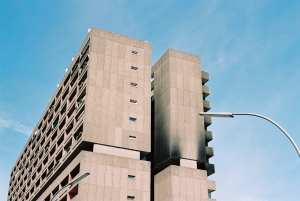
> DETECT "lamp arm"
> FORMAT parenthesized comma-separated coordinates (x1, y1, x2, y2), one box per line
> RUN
(49, 183, 71, 201)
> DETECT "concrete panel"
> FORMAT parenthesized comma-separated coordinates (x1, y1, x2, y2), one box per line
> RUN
(154, 166, 216, 201)
(93, 144, 140, 159)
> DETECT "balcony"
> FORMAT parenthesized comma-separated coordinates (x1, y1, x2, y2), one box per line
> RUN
(205, 131, 213, 143)
(202, 85, 210, 99)
(205, 146, 214, 159)
(204, 116, 212, 128)
(203, 100, 211, 112)
(205, 163, 215, 176)
(201, 71, 209, 85)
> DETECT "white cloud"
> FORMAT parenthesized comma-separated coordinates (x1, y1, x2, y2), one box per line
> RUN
(0, 118, 32, 136)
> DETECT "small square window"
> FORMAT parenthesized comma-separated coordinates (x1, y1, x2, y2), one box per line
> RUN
(129, 117, 136, 122)
(130, 82, 138, 87)
(131, 66, 138, 70)
(130, 99, 137, 104)
(132, 51, 138, 55)
(208, 190, 213, 198)
(128, 175, 135, 179)
(129, 135, 136, 140)
(127, 196, 135, 200)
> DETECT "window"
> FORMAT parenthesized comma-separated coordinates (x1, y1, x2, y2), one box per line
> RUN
(69, 185, 79, 199)
(56, 151, 62, 163)
(60, 176, 68, 188)
(30, 186, 34, 195)
(50, 146, 56, 157)
(131, 66, 138, 70)
(47, 161, 55, 177)
(127, 196, 135, 200)
(130, 82, 138, 87)
(131, 51, 138, 55)
(128, 175, 135, 179)
(41, 171, 47, 181)
(52, 118, 59, 130)
(59, 117, 66, 130)
(130, 99, 137, 104)
(81, 39, 90, 56)
(35, 179, 40, 188)
(57, 134, 64, 147)
(66, 120, 74, 134)
(63, 73, 70, 86)
(129, 135, 136, 140)
(64, 140, 72, 154)
(62, 87, 69, 100)
(75, 131, 82, 141)
(69, 87, 77, 103)
(56, 87, 62, 98)
(208, 191, 212, 198)
(129, 117, 136, 122)
(55, 101, 61, 112)
(39, 150, 44, 160)
(75, 107, 85, 121)
(51, 131, 57, 143)
(76, 93, 85, 109)
(43, 156, 48, 165)
(52, 186, 59, 198)
(70, 164, 80, 181)
(44, 194, 51, 201)
(37, 165, 42, 174)
(151, 73, 154, 82)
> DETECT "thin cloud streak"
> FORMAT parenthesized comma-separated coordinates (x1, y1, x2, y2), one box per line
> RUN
(0, 118, 32, 136)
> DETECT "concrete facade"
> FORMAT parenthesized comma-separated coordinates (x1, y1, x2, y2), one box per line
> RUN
(151, 49, 214, 171)
(7, 28, 215, 201)
(154, 165, 215, 201)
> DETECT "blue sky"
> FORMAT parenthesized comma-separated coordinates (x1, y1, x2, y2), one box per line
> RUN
(1, 1, 300, 200)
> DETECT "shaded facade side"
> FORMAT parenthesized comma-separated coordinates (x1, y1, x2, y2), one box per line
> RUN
(151, 49, 214, 175)
(151, 49, 216, 201)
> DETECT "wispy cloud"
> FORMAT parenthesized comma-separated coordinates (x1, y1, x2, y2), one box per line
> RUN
(0, 118, 32, 136)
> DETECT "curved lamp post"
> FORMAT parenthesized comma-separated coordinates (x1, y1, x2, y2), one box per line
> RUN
(199, 112, 300, 158)
(50, 172, 90, 201)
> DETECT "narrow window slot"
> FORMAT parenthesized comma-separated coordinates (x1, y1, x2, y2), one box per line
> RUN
(127, 196, 135, 200)
(131, 51, 138, 55)
(129, 135, 136, 140)
(130, 99, 137, 104)
(130, 82, 138, 87)
(128, 175, 135, 179)
(129, 117, 136, 122)
(131, 66, 138, 70)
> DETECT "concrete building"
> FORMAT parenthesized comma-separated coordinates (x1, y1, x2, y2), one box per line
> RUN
(7, 28, 215, 201)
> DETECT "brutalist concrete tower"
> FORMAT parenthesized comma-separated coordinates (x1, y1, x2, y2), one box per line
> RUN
(7, 28, 215, 201)
(7, 28, 151, 201)
(151, 49, 216, 200)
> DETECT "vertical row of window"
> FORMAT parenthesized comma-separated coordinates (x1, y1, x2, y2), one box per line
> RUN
(128, 51, 139, 141)
(8, 39, 90, 201)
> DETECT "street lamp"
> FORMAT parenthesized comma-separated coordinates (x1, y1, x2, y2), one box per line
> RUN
(50, 172, 90, 201)
(199, 112, 300, 158)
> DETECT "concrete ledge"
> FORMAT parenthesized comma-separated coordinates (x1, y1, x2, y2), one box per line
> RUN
(180, 159, 197, 169)
(93, 144, 140, 159)
(201, 71, 209, 84)
(202, 85, 210, 98)
(203, 100, 211, 112)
